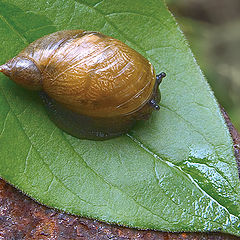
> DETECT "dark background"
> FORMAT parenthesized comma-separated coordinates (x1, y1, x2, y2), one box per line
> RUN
(167, 0, 240, 131)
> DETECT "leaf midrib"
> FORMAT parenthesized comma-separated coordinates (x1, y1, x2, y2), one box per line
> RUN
(0, 7, 171, 222)
(126, 133, 238, 219)
(76, 0, 229, 162)
(0, 85, 174, 224)
(159, 104, 238, 196)
(0, 81, 232, 226)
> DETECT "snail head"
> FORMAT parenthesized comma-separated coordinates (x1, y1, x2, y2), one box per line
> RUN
(0, 56, 42, 90)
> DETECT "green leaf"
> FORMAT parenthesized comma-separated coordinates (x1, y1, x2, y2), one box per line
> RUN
(0, 0, 240, 236)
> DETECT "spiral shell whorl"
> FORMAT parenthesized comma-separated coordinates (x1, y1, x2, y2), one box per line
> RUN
(0, 30, 164, 140)
(1, 30, 157, 118)
(40, 31, 156, 117)
(0, 56, 42, 90)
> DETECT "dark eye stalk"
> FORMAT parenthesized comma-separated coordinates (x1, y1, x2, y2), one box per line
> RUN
(149, 72, 166, 111)
(156, 72, 166, 84)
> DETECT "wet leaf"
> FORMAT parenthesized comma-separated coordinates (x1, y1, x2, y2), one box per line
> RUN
(0, 0, 240, 236)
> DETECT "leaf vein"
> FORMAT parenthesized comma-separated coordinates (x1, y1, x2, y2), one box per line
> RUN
(0, 110, 10, 138)
(74, 0, 147, 54)
(60, 133, 171, 223)
(23, 145, 32, 174)
(126, 133, 238, 221)
(0, 86, 102, 207)
(160, 104, 230, 165)
(0, 14, 28, 45)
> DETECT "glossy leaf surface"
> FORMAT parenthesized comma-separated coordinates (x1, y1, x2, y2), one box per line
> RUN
(0, 0, 240, 236)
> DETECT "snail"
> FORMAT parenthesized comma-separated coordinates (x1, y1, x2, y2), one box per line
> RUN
(0, 30, 165, 140)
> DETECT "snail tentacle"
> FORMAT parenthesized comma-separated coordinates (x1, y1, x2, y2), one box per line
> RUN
(156, 72, 166, 84)
(149, 99, 160, 111)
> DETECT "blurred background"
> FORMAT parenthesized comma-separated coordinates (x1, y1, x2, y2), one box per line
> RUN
(166, 0, 240, 131)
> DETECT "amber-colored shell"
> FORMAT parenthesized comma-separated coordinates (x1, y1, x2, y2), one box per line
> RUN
(0, 30, 165, 140)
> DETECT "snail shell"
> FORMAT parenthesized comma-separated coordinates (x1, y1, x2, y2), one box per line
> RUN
(0, 30, 165, 140)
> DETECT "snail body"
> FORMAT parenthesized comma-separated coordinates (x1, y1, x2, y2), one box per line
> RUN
(0, 30, 165, 140)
